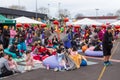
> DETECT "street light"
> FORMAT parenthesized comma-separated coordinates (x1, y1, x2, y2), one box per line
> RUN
(48, 4, 50, 18)
(35, 0, 38, 20)
(18, 0, 20, 9)
(58, 2, 61, 19)
(95, 8, 99, 20)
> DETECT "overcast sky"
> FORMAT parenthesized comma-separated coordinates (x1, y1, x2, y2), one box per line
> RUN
(0, 0, 120, 18)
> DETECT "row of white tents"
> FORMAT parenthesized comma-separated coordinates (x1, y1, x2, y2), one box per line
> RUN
(71, 18, 120, 26)
(72, 18, 102, 25)
(13, 16, 120, 26)
(111, 21, 120, 25)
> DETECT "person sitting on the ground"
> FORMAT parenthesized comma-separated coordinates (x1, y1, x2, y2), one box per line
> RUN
(31, 41, 38, 51)
(12, 35, 20, 44)
(90, 29, 99, 46)
(32, 42, 41, 54)
(68, 46, 87, 68)
(18, 30, 27, 52)
(32, 43, 51, 61)
(32, 42, 42, 61)
(46, 40, 53, 48)
(0, 54, 13, 77)
(39, 45, 51, 56)
(93, 43, 102, 51)
(51, 48, 57, 55)
(52, 36, 58, 46)
(75, 38, 81, 49)
(44, 37, 49, 46)
(32, 32, 40, 44)
(26, 29, 33, 45)
(24, 50, 34, 71)
(59, 40, 64, 45)
(68, 47, 82, 69)
(8, 56, 21, 73)
(54, 48, 68, 71)
(9, 42, 21, 58)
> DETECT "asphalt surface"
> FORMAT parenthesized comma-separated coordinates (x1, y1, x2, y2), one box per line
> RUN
(1, 41, 120, 80)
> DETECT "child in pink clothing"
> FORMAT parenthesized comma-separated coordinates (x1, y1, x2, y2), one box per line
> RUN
(24, 50, 34, 71)
(8, 56, 21, 73)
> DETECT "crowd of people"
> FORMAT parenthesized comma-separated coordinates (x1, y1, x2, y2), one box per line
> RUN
(0, 24, 119, 78)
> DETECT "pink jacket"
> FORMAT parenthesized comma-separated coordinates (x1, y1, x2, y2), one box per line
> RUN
(98, 30, 106, 41)
(10, 29, 17, 38)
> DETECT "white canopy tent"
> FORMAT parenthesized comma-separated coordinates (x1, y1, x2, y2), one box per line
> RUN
(13, 16, 43, 24)
(111, 20, 120, 25)
(72, 18, 102, 25)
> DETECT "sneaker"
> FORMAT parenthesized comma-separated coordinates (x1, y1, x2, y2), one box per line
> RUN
(104, 62, 109, 66)
(107, 61, 112, 66)
(65, 68, 69, 71)
(54, 68, 58, 72)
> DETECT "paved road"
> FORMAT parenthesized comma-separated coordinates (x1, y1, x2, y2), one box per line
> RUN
(2, 41, 120, 80)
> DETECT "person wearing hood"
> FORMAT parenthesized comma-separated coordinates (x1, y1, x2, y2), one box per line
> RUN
(102, 27, 114, 66)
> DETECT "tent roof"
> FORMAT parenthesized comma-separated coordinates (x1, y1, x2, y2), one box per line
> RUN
(72, 18, 102, 25)
(110, 20, 120, 25)
(13, 16, 43, 24)
(0, 15, 16, 24)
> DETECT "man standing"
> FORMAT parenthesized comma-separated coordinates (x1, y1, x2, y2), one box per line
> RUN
(102, 27, 114, 66)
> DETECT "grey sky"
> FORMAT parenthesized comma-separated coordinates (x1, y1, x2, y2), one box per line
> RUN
(0, 0, 120, 18)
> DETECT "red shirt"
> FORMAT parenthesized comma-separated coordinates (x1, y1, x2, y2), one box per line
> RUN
(32, 46, 36, 51)
(39, 47, 48, 53)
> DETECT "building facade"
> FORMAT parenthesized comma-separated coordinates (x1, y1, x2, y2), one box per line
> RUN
(0, 7, 47, 21)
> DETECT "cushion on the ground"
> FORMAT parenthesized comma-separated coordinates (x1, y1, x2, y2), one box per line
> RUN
(85, 49, 103, 57)
(43, 55, 64, 69)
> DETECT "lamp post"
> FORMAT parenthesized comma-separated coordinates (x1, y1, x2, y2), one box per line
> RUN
(35, 0, 38, 20)
(47, 3, 51, 19)
(18, 0, 20, 9)
(58, 2, 61, 19)
(95, 8, 99, 21)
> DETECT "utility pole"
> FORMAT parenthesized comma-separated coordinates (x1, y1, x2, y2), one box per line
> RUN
(95, 8, 99, 21)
